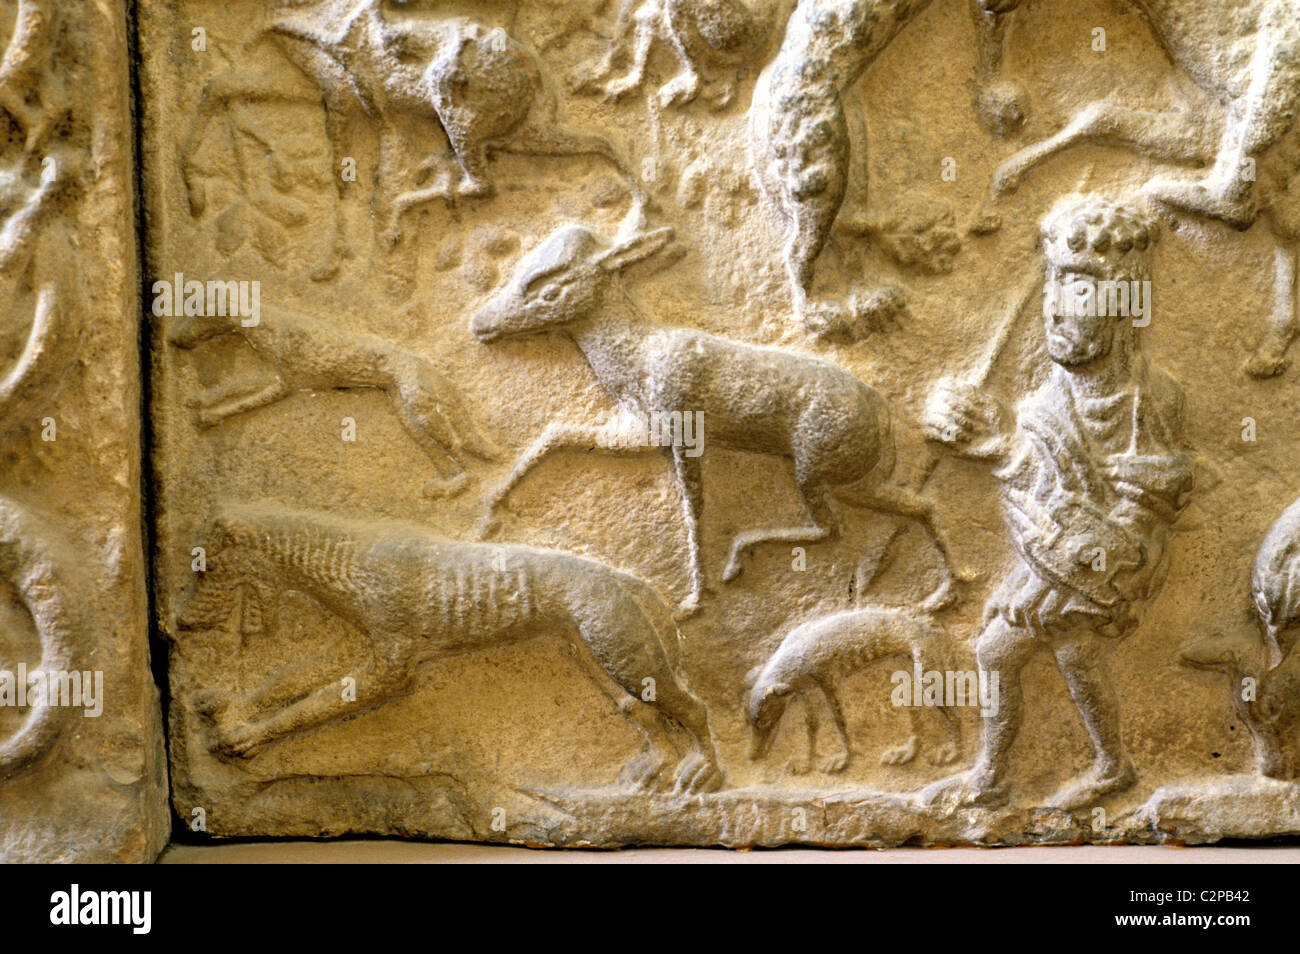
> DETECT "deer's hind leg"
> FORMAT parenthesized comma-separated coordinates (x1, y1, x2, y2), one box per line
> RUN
(723, 479, 840, 584)
(193, 374, 290, 427)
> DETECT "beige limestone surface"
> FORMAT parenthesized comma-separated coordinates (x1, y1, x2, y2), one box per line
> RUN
(138, 0, 1300, 848)
(0, 0, 169, 862)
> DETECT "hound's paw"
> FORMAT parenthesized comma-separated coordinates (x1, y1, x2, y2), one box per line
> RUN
(618, 749, 668, 792)
(672, 752, 723, 795)
(880, 735, 919, 766)
(930, 741, 960, 766)
(822, 750, 850, 774)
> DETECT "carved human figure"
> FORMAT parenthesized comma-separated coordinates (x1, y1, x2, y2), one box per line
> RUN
(924, 194, 1194, 810)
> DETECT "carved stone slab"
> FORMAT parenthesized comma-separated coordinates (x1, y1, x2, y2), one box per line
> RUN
(141, 0, 1300, 846)
(0, 0, 169, 861)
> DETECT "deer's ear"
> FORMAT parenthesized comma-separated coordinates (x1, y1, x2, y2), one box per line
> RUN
(595, 227, 674, 273)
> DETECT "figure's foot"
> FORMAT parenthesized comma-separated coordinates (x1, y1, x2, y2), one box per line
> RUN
(672, 751, 722, 794)
(618, 747, 669, 792)
(880, 735, 919, 766)
(921, 766, 1009, 810)
(1046, 759, 1137, 811)
(822, 749, 850, 773)
(1143, 175, 1258, 230)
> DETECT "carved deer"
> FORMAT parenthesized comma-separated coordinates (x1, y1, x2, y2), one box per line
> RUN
(980, 0, 1300, 377)
(471, 224, 967, 618)
(168, 302, 498, 498)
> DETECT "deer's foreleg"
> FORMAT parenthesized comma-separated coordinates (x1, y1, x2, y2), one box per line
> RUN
(671, 444, 708, 619)
(478, 417, 661, 536)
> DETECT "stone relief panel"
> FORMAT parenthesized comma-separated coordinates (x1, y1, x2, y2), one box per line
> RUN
(0, 0, 168, 861)
(141, 0, 1300, 846)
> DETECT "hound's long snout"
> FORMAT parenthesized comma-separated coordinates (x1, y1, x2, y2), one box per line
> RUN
(470, 295, 511, 343)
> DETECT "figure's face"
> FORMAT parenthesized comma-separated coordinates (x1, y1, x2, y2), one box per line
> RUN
(1043, 266, 1119, 368)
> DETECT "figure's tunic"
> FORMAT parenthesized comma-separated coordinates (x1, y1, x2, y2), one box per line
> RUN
(987, 356, 1194, 642)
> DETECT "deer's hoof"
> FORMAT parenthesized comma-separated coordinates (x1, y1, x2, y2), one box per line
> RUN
(990, 163, 1023, 196)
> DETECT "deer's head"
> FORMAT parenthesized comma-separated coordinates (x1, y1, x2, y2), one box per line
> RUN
(471, 224, 673, 343)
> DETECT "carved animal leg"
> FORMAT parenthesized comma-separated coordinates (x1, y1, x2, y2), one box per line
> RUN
(845, 482, 975, 603)
(723, 482, 839, 584)
(383, 354, 499, 497)
(929, 705, 962, 766)
(477, 419, 661, 536)
(194, 375, 290, 427)
(817, 680, 851, 773)
(881, 706, 922, 766)
(216, 663, 415, 758)
(584, 0, 640, 87)
(1245, 245, 1299, 378)
(565, 624, 677, 793)
(501, 123, 649, 214)
(311, 97, 358, 280)
(603, 2, 658, 101)
(656, 7, 702, 108)
(990, 101, 1218, 198)
(671, 444, 709, 618)
(787, 692, 817, 775)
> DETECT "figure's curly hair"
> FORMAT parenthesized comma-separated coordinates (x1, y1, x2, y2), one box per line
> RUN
(1039, 193, 1159, 281)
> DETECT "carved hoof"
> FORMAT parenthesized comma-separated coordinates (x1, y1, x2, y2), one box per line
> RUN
(720, 556, 744, 584)
(475, 508, 504, 540)
(673, 590, 709, 621)
(656, 74, 701, 109)
(990, 162, 1023, 196)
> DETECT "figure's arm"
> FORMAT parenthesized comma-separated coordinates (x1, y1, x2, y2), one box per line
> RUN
(922, 378, 1012, 461)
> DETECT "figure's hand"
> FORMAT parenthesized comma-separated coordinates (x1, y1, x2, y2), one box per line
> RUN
(923, 378, 1008, 459)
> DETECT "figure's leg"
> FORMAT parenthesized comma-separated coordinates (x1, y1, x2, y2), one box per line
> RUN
(656, 3, 702, 107)
(603, 1, 659, 100)
(1045, 630, 1137, 810)
(922, 614, 1037, 808)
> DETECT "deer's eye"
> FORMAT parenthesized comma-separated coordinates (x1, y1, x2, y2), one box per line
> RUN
(539, 283, 562, 302)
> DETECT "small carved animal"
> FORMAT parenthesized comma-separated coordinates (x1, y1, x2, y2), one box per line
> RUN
(745, 607, 961, 774)
(980, 0, 1300, 377)
(179, 504, 723, 795)
(471, 223, 965, 617)
(581, 0, 761, 110)
(168, 302, 497, 498)
(182, 1, 647, 279)
(1181, 495, 1300, 780)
